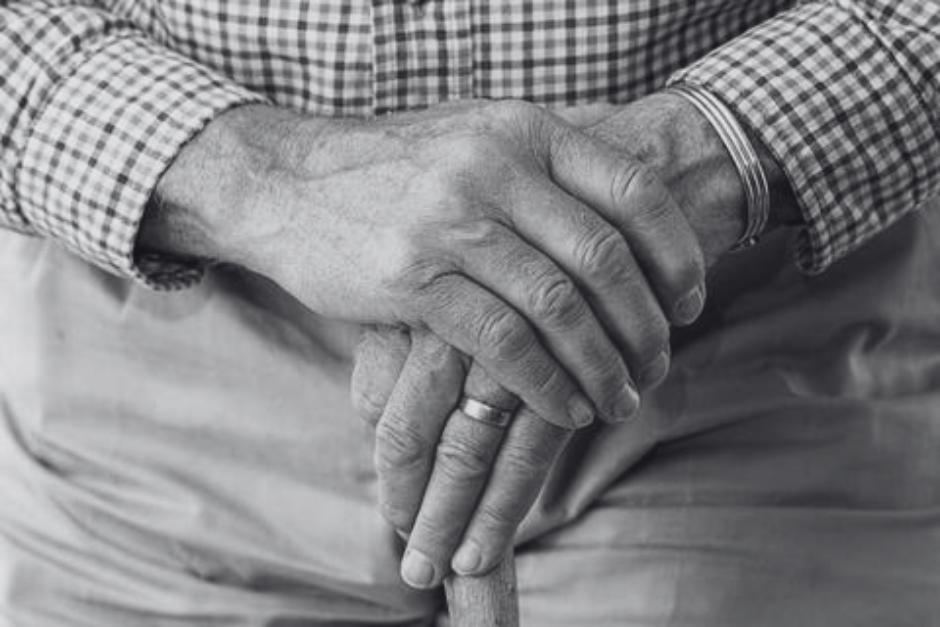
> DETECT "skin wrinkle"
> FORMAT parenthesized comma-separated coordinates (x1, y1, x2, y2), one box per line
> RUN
(358, 92, 803, 584)
(141, 93, 760, 589)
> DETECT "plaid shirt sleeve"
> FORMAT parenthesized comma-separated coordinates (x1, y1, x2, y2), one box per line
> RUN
(0, 1, 266, 288)
(670, 0, 940, 274)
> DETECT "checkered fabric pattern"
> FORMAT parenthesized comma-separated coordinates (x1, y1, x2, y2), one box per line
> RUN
(672, 1, 940, 273)
(1, 1, 938, 286)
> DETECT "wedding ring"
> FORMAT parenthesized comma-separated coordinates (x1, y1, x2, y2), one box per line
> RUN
(458, 397, 514, 428)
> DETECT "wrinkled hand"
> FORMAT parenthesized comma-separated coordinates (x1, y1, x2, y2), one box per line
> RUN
(354, 327, 572, 588)
(351, 93, 752, 588)
(202, 100, 707, 428)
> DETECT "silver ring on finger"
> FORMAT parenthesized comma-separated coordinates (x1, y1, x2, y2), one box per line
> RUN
(458, 397, 514, 429)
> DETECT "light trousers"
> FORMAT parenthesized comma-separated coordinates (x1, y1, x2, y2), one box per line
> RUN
(2, 202, 939, 626)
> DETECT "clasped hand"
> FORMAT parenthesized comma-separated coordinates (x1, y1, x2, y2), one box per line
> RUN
(235, 99, 705, 428)
(150, 92, 744, 591)
(327, 100, 713, 589)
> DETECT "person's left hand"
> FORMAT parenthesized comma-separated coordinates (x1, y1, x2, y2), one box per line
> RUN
(351, 92, 757, 589)
(353, 326, 573, 589)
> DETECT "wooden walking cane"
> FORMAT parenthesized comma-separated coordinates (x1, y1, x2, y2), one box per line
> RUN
(445, 548, 519, 627)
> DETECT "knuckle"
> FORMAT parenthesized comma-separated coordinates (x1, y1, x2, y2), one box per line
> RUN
(426, 152, 502, 209)
(499, 439, 555, 479)
(434, 437, 493, 485)
(409, 521, 451, 559)
(576, 228, 631, 282)
(529, 364, 569, 404)
(375, 420, 430, 472)
(445, 218, 506, 252)
(528, 273, 584, 328)
(366, 323, 408, 342)
(380, 500, 414, 532)
(475, 502, 518, 534)
(442, 135, 498, 174)
(413, 332, 461, 373)
(626, 166, 676, 221)
(486, 100, 554, 152)
(609, 161, 673, 218)
(608, 161, 646, 207)
(423, 170, 468, 206)
(640, 187, 677, 224)
(475, 306, 533, 362)
(350, 388, 385, 426)
(390, 241, 460, 298)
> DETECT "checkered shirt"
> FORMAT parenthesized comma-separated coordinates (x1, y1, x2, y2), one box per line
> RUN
(2, 1, 938, 287)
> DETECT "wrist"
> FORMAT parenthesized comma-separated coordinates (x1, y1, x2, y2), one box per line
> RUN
(592, 92, 800, 268)
(630, 92, 746, 267)
(138, 104, 326, 273)
(746, 127, 802, 230)
(659, 89, 801, 259)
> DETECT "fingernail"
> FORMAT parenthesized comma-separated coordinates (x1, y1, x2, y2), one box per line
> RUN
(638, 350, 670, 389)
(675, 285, 705, 325)
(566, 395, 595, 428)
(452, 542, 482, 575)
(401, 549, 437, 589)
(609, 382, 640, 422)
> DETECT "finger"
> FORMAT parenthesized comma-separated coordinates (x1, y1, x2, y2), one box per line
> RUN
(451, 220, 639, 421)
(452, 406, 571, 577)
(504, 179, 671, 394)
(419, 274, 595, 430)
(351, 325, 412, 426)
(547, 124, 707, 326)
(374, 331, 467, 532)
(400, 363, 517, 589)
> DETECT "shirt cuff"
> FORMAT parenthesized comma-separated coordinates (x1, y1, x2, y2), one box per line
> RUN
(16, 34, 267, 289)
(669, 2, 940, 274)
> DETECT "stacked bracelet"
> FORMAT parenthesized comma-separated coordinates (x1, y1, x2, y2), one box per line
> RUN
(666, 83, 770, 252)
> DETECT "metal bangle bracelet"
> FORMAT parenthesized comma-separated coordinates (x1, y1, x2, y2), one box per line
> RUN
(666, 83, 770, 252)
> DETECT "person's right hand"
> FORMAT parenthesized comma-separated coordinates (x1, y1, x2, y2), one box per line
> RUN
(148, 100, 705, 427)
